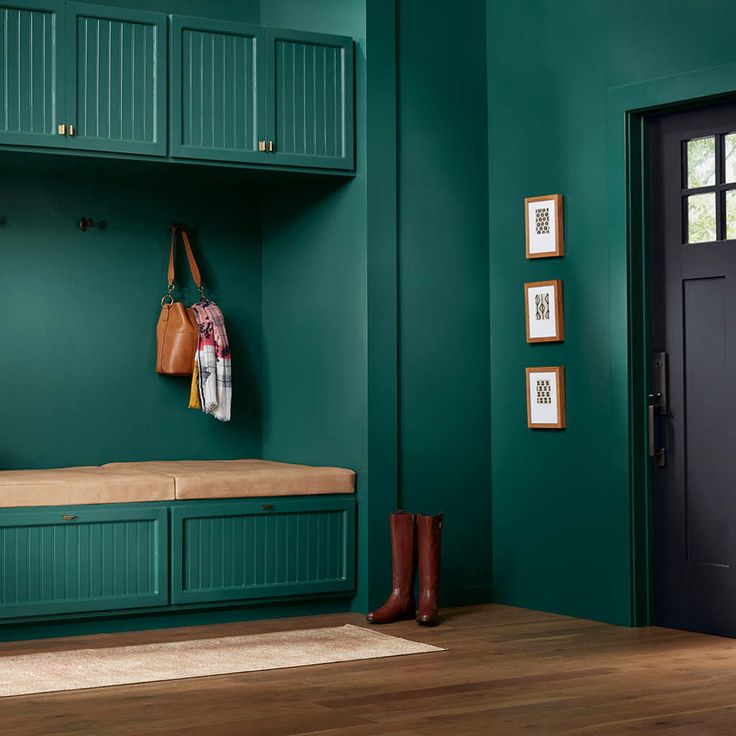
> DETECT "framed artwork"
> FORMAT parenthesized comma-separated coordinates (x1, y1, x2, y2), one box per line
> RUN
(526, 366, 566, 429)
(525, 194, 564, 258)
(524, 279, 564, 343)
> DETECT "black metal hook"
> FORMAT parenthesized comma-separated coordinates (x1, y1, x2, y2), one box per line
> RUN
(80, 217, 106, 232)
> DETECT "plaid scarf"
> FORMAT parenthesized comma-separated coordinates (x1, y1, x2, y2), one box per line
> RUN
(191, 300, 232, 422)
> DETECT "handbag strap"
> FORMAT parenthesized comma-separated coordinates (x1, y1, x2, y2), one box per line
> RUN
(166, 225, 205, 299)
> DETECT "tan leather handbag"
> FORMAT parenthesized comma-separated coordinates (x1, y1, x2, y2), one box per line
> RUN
(156, 226, 203, 376)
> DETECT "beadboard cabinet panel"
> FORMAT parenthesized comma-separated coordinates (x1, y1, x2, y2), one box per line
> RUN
(0, 505, 168, 619)
(265, 28, 354, 170)
(170, 15, 266, 164)
(65, 2, 166, 155)
(0, 0, 65, 147)
(171, 498, 356, 605)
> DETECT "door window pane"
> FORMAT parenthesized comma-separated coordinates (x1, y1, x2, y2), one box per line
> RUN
(726, 133, 736, 183)
(687, 136, 716, 188)
(727, 190, 736, 240)
(687, 192, 717, 243)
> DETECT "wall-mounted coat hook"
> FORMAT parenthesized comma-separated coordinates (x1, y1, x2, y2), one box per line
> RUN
(80, 217, 106, 232)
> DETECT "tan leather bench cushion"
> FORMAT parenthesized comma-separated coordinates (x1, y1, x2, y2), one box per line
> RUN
(0, 466, 176, 508)
(103, 459, 356, 500)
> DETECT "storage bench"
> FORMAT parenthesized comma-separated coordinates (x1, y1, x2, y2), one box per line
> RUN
(0, 460, 356, 623)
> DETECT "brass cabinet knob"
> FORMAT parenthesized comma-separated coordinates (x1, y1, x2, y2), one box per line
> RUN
(267, 140, 274, 152)
(258, 140, 267, 152)
(68, 125, 76, 137)
(57, 123, 66, 136)
(62, 514, 77, 521)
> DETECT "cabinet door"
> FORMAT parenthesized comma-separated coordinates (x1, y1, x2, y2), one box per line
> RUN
(170, 16, 266, 164)
(65, 2, 167, 155)
(0, 0, 65, 148)
(0, 505, 168, 619)
(265, 28, 354, 171)
(171, 498, 356, 605)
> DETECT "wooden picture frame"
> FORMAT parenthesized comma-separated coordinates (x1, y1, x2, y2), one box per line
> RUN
(525, 194, 564, 258)
(526, 366, 566, 429)
(524, 279, 564, 343)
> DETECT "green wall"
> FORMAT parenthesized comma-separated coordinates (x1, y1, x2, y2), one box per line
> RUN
(397, 0, 492, 605)
(0, 155, 262, 471)
(487, 0, 736, 625)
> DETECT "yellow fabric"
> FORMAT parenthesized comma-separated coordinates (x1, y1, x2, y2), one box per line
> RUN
(189, 361, 201, 409)
(103, 459, 357, 499)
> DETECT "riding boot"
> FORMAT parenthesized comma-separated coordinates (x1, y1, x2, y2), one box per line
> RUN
(367, 511, 417, 624)
(416, 513, 443, 626)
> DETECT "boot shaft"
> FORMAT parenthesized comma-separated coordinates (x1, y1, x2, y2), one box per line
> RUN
(417, 513, 442, 585)
(389, 511, 417, 590)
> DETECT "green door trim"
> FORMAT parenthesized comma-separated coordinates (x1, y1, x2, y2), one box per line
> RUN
(607, 63, 736, 627)
(65, 1, 168, 156)
(0, 0, 66, 149)
(169, 14, 267, 164)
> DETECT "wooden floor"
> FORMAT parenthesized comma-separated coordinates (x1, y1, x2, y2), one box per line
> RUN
(1, 604, 736, 735)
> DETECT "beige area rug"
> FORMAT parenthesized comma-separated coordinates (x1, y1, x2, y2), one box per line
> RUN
(0, 624, 444, 697)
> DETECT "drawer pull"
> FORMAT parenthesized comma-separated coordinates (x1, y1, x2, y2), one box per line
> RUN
(62, 514, 77, 521)
(262, 504, 274, 511)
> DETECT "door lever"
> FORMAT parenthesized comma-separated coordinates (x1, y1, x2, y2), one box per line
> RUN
(648, 391, 666, 467)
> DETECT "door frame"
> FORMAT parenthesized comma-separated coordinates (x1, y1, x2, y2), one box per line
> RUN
(608, 64, 736, 626)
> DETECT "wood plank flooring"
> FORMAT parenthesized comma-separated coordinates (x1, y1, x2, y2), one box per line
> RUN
(1, 604, 735, 735)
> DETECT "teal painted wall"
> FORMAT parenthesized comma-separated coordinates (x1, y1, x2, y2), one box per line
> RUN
(0, 155, 261, 471)
(487, 0, 736, 625)
(397, 0, 492, 606)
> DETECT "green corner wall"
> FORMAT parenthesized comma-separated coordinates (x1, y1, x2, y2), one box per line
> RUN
(487, 0, 736, 625)
(397, 0, 492, 606)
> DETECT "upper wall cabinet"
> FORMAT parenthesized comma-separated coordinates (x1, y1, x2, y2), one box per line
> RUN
(265, 29, 354, 171)
(0, 0, 167, 155)
(170, 16, 265, 164)
(0, 3, 355, 171)
(170, 19, 355, 171)
(65, 3, 167, 155)
(0, 0, 66, 148)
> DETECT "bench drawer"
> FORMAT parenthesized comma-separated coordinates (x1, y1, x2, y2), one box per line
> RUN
(171, 498, 355, 604)
(0, 505, 169, 619)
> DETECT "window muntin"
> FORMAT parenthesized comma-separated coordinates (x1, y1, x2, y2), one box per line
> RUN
(682, 132, 736, 244)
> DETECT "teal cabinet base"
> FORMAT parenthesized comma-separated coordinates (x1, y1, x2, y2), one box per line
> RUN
(0, 595, 353, 642)
(0, 505, 168, 618)
(172, 498, 355, 605)
(0, 496, 357, 634)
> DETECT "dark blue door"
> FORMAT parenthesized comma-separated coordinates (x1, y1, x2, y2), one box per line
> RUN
(649, 100, 736, 637)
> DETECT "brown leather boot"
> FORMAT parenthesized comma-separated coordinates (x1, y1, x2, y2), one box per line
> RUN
(416, 513, 443, 626)
(367, 511, 417, 624)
